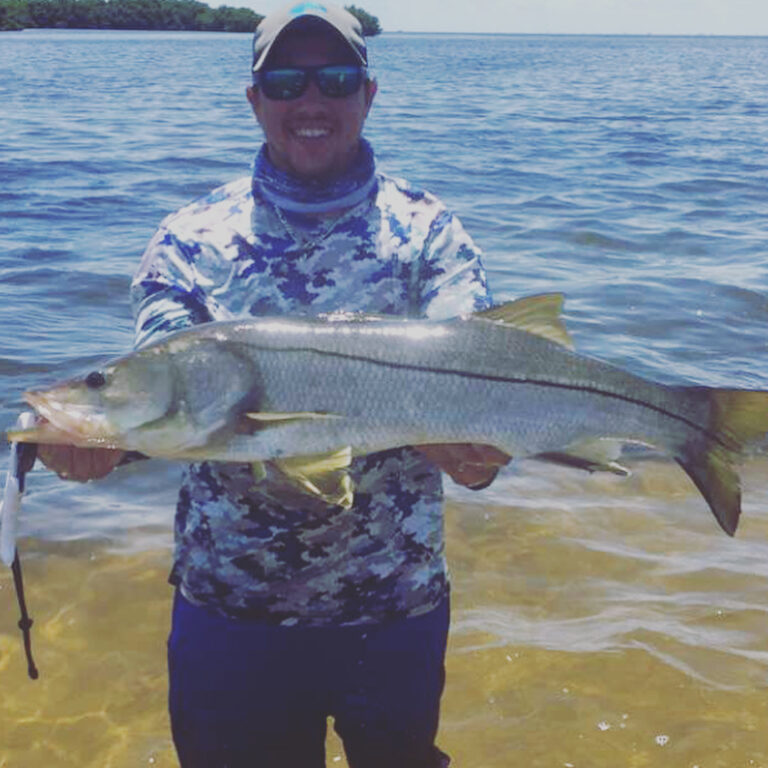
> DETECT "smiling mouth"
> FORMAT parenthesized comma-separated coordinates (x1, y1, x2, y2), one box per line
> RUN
(293, 127, 331, 139)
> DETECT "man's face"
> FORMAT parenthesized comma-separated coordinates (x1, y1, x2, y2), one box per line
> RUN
(247, 31, 377, 181)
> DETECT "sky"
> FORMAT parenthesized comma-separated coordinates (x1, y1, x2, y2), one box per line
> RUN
(233, 0, 768, 36)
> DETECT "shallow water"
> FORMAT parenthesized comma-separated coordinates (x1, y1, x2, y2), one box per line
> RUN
(2, 456, 768, 766)
(2, 29, 768, 766)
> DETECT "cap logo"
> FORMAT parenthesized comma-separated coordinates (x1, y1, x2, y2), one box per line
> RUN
(289, 2, 328, 16)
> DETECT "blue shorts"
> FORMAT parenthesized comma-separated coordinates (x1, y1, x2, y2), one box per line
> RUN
(168, 590, 451, 768)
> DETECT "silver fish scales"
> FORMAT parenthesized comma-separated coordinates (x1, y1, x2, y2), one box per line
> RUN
(9, 294, 768, 535)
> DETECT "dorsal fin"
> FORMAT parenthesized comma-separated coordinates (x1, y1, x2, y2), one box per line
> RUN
(474, 293, 573, 349)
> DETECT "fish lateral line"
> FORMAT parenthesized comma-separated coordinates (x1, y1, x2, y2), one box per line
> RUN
(241, 343, 732, 451)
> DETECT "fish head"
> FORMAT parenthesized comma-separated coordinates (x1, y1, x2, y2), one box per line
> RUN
(21, 346, 179, 450)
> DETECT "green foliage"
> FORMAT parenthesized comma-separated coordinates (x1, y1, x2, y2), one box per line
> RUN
(196, 3, 259, 32)
(0, 0, 263, 31)
(0, 1, 382, 35)
(0, 0, 31, 29)
(0, 1, 381, 35)
(345, 5, 381, 36)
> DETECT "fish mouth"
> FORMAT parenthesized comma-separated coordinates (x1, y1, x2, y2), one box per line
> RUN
(21, 390, 120, 447)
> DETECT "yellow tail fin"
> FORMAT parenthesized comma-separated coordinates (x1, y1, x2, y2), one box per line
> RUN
(677, 388, 768, 536)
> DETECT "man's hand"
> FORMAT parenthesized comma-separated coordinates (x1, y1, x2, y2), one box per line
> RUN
(37, 444, 126, 483)
(415, 444, 511, 490)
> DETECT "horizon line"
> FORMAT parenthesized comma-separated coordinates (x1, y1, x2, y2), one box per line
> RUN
(381, 30, 768, 38)
(5, 27, 768, 38)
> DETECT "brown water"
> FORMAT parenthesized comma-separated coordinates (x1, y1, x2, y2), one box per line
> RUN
(2, 456, 768, 768)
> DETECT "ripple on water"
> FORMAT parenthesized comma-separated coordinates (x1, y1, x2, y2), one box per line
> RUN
(2, 30, 768, 767)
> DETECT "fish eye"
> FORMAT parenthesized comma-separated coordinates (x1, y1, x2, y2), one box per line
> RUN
(85, 371, 107, 390)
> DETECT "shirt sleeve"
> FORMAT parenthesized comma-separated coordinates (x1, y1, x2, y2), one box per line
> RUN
(414, 208, 492, 320)
(130, 222, 222, 349)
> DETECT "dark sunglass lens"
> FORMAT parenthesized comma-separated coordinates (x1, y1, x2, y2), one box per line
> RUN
(261, 69, 307, 100)
(316, 66, 363, 97)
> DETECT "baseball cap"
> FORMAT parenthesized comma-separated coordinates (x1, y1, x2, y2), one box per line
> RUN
(252, 2, 367, 75)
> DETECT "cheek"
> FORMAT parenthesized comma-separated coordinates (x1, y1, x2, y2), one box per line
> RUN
(256, 108, 278, 136)
(336, 101, 368, 137)
(253, 99, 285, 137)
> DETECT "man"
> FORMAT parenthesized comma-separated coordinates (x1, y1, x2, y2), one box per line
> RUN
(40, 3, 509, 766)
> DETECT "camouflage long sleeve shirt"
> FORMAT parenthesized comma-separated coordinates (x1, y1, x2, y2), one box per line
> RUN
(131, 167, 490, 626)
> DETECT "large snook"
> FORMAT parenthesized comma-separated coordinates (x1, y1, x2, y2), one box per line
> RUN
(8, 294, 768, 535)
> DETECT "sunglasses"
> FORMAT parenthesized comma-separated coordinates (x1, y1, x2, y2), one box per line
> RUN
(255, 65, 367, 101)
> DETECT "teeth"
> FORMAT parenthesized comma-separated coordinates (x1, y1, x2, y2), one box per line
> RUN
(294, 127, 330, 138)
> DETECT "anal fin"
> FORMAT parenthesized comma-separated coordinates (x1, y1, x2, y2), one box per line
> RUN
(535, 438, 630, 476)
(535, 451, 630, 476)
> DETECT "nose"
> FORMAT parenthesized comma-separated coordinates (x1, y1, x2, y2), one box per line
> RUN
(290, 79, 332, 118)
(297, 76, 327, 104)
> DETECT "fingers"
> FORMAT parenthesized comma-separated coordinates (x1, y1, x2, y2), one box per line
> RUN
(37, 444, 126, 483)
(441, 453, 499, 489)
(476, 445, 512, 465)
(414, 443, 512, 489)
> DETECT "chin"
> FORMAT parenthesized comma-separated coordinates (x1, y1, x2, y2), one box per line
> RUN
(283, 141, 357, 180)
(289, 157, 343, 180)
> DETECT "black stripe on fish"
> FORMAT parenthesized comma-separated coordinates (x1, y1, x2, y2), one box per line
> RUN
(250, 345, 734, 452)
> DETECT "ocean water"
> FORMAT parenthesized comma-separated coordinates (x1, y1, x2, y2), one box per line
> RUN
(1, 29, 768, 767)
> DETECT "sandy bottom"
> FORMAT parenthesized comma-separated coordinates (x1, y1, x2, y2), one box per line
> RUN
(2, 456, 768, 767)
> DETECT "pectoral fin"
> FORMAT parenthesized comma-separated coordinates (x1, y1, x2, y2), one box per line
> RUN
(245, 411, 341, 423)
(271, 447, 354, 508)
(239, 411, 342, 437)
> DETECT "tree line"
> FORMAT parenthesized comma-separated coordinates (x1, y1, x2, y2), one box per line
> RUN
(0, 0, 381, 35)
(344, 5, 380, 36)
